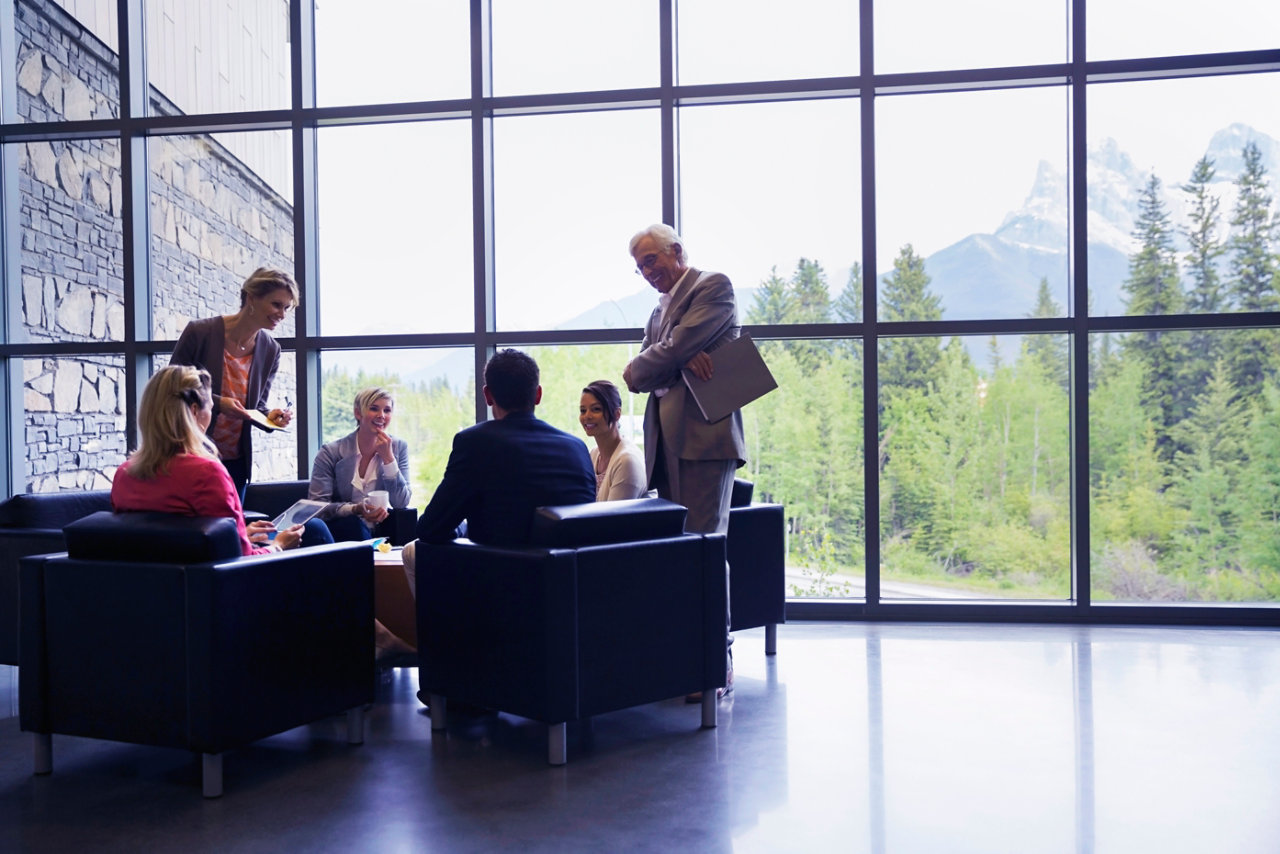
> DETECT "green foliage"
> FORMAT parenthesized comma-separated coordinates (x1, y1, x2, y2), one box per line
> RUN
(1225, 141, 1280, 397)
(879, 245, 943, 407)
(1025, 278, 1069, 395)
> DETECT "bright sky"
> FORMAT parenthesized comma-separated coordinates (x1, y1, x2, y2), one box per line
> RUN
(310, 0, 1279, 341)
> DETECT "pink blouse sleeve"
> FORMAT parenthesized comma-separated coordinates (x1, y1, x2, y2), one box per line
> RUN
(186, 457, 270, 556)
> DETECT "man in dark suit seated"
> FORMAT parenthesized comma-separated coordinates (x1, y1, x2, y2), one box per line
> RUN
(401, 348, 597, 598)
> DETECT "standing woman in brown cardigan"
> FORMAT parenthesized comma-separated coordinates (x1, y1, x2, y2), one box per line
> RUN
(170, 267, 298, 499)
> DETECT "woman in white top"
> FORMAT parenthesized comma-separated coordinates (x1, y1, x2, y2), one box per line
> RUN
(579, 379, 648, 501)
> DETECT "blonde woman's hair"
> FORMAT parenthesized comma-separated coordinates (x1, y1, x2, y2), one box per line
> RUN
(353, 387, 395, 423)
(240, 267, 299, 308)
(129, 365, 219, 479)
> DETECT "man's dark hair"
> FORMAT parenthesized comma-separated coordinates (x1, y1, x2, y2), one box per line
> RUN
(485, 349, 540, 412)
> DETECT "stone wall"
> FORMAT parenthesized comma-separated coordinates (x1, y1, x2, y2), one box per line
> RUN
(12, 0, 296, 492)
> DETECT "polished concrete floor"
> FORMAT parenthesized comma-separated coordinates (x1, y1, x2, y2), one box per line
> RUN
(2, 621, 1280, 853)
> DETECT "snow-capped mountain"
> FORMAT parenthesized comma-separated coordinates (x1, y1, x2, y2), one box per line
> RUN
(923, 124, 1279, 321)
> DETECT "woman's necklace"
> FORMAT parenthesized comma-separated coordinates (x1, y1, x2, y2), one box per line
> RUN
(226, 326, 256, 354)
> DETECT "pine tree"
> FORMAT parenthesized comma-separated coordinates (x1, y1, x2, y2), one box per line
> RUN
(834, 262, 863, 361)
(784, 258, 834, 369)
(1224, 141, 1280, 398)
(1120, 172, 1188, 453)
(789, 258, 832, 324)
(1180, 155, 1227, 398)
(1168, 360, 1249, 581)
(834, 262, 863, 324)
(879, 244, 943, 402)
(1025, 277, 1069, 394)
(746, 267, 792, 325)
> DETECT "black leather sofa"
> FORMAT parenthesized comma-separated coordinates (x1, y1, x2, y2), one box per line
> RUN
(20, 511, 375, 797)
(0, 481, 417, 666)
(417, 498, 727, 765)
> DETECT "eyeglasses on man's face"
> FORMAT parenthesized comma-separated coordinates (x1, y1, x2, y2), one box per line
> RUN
(634, 253, 660, 275)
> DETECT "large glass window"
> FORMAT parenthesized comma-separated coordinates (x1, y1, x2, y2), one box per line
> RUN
(10, 0, 119, 123)
(22, 353, 127, 491)
(879, 334, 1072, 600)
(1088, 0, 1280, 61)
(511, 343, 642, 448)
(492, 110, 661, 332)
(677, 0, 859, 85)
(1090, 329, 1280, 603)
(877, 87, 1070, 321)
(874, 0, 1065, 74)
(315, 0, 471, 107)
(1087, 73, 1280, 317)
(490, 0, 656, 96)
(679, 99, 861, 327)
(4, 1, 1278, 621)
(148, 130, 294, 341)
(317, 121, 473, 336)
(144, 0, 289, 116)
(12, 137, 123, 343)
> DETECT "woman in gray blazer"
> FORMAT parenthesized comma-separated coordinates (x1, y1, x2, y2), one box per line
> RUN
(308, 386, 412, 542)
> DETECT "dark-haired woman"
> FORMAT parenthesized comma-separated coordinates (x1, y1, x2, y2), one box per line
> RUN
(579, 379, 647, 501)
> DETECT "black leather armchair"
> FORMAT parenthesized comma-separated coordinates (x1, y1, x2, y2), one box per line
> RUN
(416, 498, 727, 765)
(20, 511, 375, 797)
(0, 490, 112, 665)
(728, 479, 786, 654)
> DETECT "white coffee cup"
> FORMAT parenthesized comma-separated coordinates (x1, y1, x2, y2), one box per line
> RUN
(364, 490, 390, 511)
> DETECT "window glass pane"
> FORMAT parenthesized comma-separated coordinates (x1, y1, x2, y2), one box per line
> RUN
(752, 338, 864, 600)
(22, 354, 126, 492)
(875, 0, 1065, 74)
(1088, 0, 1280, 61)
(149, 131, 294, 341)
(1087, 73, 1280, 317)
(505, 343, 642, 447)
(877, 87, 1069, 321)
(315, 0, 470, 106)
(252, 346, 297, 482)
(317, 121, 472, 335)
(13, 138, 123, 343)
(144, 0, 289, 116)
(1089, 329, 1280, 604)
(519, 339, 866, 602)
(879, 334, 1072, 601)
(493, 110, 661, 332)
(490, 0, 655, 96)
(11, 0, 120, 123)
(320, 348, 476, 502)
(677, 0, 858, 85)
(680, 100, 861, 326)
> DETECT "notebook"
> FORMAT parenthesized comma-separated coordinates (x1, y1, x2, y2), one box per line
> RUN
(680, 333, 778, 423)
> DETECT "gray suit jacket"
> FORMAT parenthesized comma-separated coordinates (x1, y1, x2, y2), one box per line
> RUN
(307, 429, 412, 520)
(627, 268, 747, 482)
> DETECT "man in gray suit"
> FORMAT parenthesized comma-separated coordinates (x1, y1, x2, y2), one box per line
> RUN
(623, 223, 745, 699)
